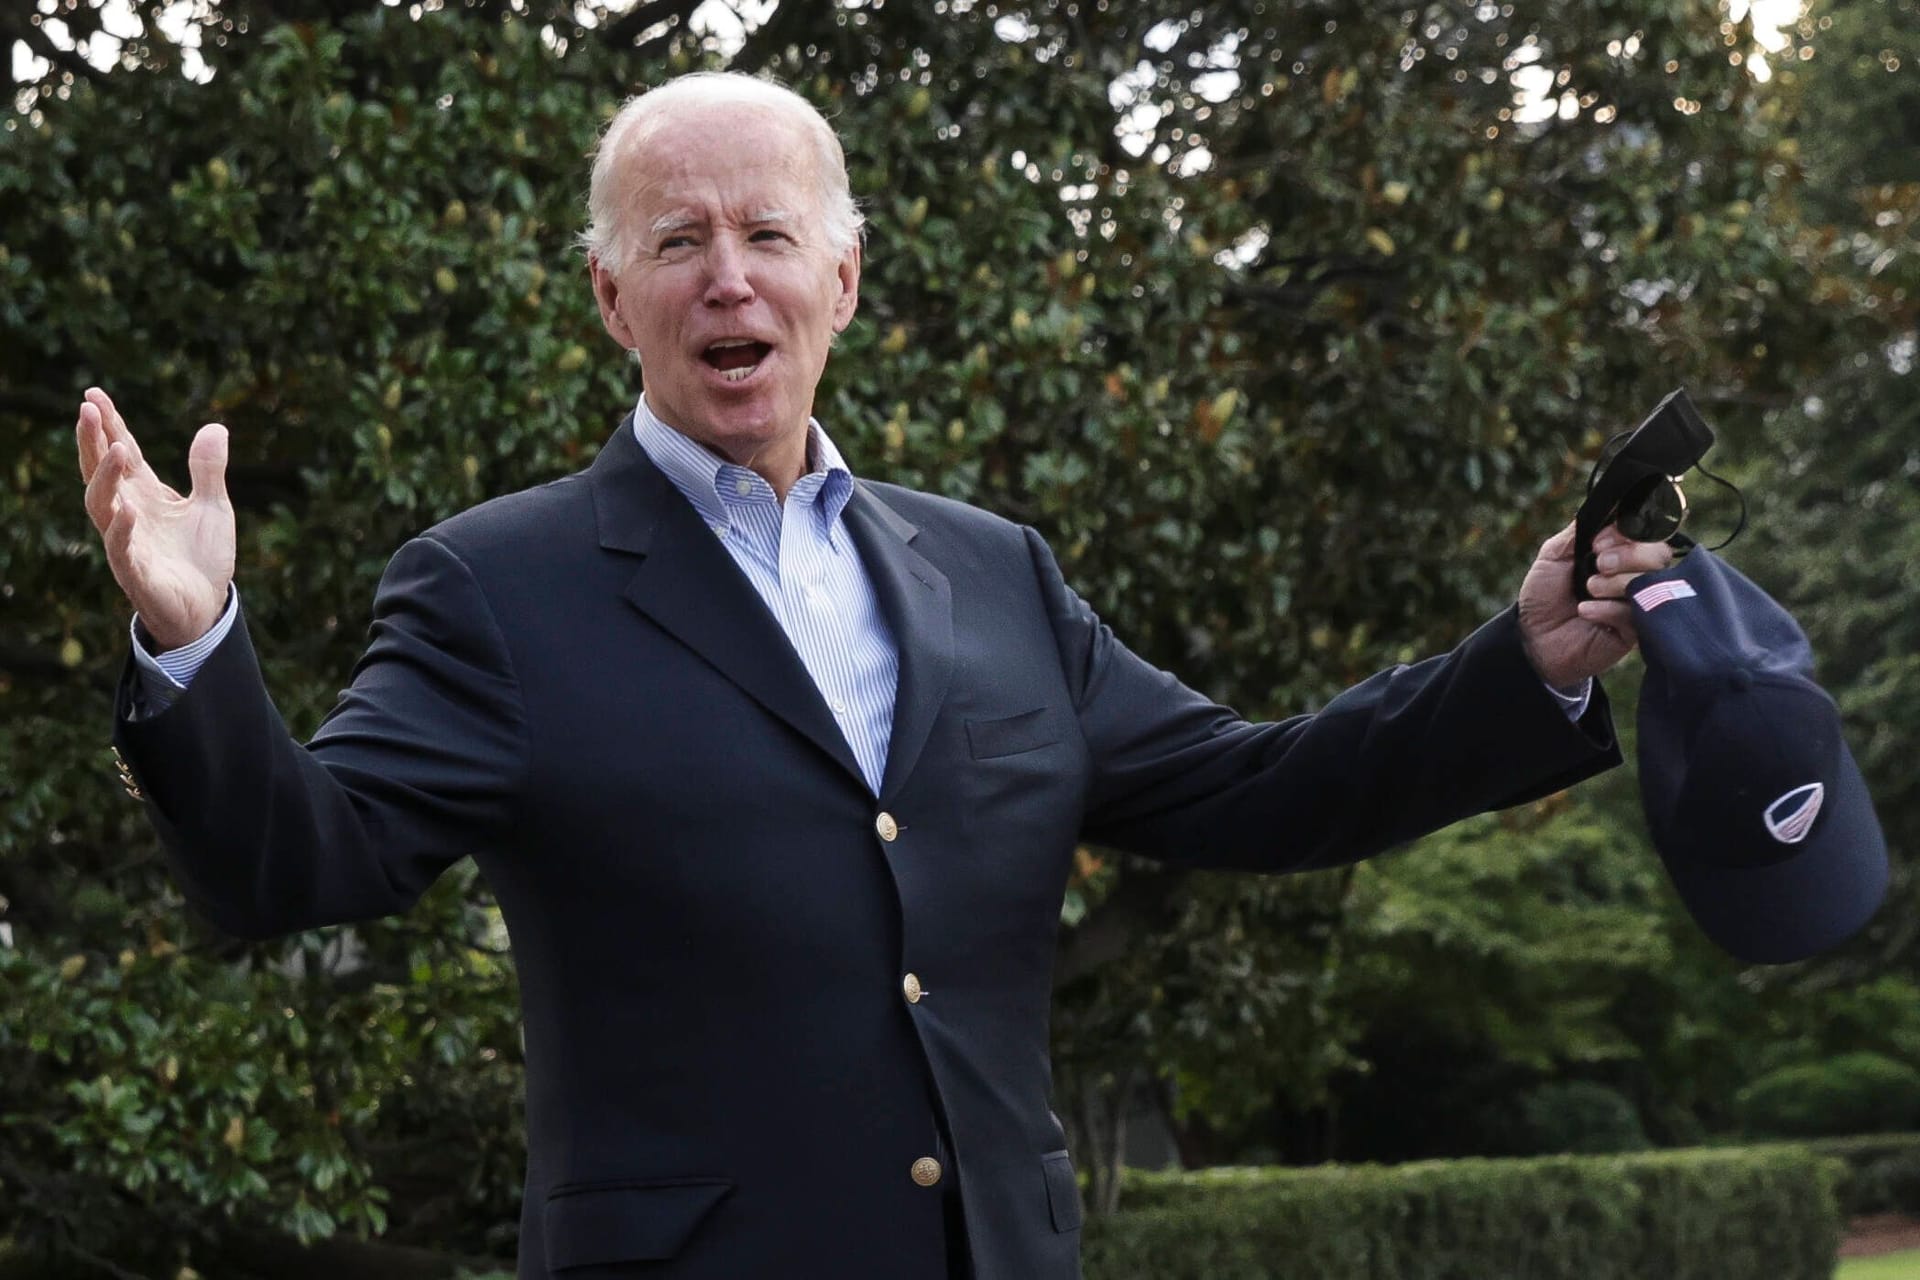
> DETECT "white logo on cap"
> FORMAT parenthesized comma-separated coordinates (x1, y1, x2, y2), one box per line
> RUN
(1633, 580, 1698, 612)
(1764, 783, 1824, 844)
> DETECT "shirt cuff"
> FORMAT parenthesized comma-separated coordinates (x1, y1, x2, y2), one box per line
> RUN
(1544, 676, 1593, 723)
(129, 587, 239, 713)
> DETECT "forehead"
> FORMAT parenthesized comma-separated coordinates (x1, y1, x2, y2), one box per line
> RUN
(621, 102, 820, 220)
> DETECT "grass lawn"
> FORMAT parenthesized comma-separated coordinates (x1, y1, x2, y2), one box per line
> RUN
(1839, 1252, 1920, 1279)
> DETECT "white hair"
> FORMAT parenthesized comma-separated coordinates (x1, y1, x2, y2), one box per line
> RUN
(579, 72, 866, 275)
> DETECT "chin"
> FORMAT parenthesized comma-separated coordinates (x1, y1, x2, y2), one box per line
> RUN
(695, 406, 796, 460)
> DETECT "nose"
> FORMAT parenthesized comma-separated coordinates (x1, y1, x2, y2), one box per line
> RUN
(702, 237, 754, 308)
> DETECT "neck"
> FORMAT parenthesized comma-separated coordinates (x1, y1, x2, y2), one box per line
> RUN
(732, 429, 810, 503)
(645, 398, 815, 503)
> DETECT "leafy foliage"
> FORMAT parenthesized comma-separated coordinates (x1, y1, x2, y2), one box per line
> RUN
(1516, 1080, 1652, 1155)
(1738, 1052, 1920, 1139)
(1, 0, 1914, 1271)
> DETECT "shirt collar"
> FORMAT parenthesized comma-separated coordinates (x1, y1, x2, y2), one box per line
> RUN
(632, 394, 856, 536)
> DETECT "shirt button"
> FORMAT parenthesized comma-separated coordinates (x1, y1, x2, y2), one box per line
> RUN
(709, 524, 729, 537)
(733, 476, 753, 497)
(875, 812, 899, 842)
(911, 1156, 943, 1187)
(902, 973, 924, 1004)
(830, 700, 848, 716)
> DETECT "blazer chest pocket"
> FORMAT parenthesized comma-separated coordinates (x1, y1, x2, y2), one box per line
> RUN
(544, 1177, 733, 1271)
(967, 708, 1058, 761)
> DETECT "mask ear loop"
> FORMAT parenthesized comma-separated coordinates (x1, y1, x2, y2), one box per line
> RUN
(1689, 459, 1747, 552)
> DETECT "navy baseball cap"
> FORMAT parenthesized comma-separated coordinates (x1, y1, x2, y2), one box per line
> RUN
(1631, 547, 1887, 965)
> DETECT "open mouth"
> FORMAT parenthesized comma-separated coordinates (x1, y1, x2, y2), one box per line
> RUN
(702, 339, 773, 383)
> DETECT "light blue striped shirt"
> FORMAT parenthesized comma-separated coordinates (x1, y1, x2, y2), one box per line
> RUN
(631, 396, 900, 795)
(132, 588, 237, 698)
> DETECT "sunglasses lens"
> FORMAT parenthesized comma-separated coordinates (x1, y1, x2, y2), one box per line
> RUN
(1616, 475, 1686, 542)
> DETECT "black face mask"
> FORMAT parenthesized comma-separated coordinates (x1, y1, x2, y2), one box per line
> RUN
(1573, 388, 1747, 601)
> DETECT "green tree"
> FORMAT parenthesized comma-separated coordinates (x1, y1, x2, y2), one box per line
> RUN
(1791, 0, 1919, 223)
(1719, 0, 1918, 972)
(3, 0, 1913, 1272)
(1039, 0, 1915, 1194)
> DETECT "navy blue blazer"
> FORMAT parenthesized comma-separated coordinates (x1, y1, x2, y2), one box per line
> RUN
(115, 415, 1618, 1278)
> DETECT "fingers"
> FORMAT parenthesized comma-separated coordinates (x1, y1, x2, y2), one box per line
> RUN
(1546, 519, 1664, 567)
(103, 485, 138, 576)
(83, 387, 144, 469)
(1537, 521, 1576, 562)
(1575, 598, 1638, 647)
(1592, 525, 1632, 555)
(1591, 523, 1675, 554)
(187, 423, 230, 508)
(1584, 536, 1675, 599)
(77, 387, 146, 489)
(76, 403, 106, 483)
(83, 441, 129, 536)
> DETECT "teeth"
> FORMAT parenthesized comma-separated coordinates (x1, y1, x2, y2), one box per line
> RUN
(706, 338, 766, 382)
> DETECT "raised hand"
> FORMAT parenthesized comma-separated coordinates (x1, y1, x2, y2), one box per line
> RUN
(1517, 521, 1674, 689)
(75, 387, 235, 652)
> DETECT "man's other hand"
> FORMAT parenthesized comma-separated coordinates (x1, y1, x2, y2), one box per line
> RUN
(75, 387, 235, 652)
(1517, 521, 1674, 689)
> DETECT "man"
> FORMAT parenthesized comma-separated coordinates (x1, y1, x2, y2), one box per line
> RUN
(77, 73, 1670, 1279)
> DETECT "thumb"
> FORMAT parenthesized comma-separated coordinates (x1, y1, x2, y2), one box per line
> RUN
(187, 423, 230, 506)
(1537, 520, 1577, 562)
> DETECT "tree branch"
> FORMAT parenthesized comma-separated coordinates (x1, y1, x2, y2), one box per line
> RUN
(600, 0, 706, 50)
(59, 1241, 153, 1280)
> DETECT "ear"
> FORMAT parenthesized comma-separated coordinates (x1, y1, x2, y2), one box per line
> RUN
(588, 254, 637, 351)
(830, 241, 861, 334)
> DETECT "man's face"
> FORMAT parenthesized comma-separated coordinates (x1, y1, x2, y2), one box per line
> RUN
(589, 102, 860, 469)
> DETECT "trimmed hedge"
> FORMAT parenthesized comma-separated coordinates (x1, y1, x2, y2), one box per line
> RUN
(1804, 1133, 1920, 1216)
(1084, 1147, 1843, 1280)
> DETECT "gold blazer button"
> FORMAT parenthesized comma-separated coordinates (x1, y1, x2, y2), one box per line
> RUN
(875, 812, 899, 842)
(910, 1156, 943, 1187)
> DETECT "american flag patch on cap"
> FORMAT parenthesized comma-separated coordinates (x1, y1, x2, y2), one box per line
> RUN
(1633, 580, 1697, 612)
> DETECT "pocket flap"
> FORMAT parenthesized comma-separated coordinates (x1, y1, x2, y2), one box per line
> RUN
(1041, 1150, 1082, 1233)
(966, 708, 1057, 760)
(544, 1178, 732, 1271)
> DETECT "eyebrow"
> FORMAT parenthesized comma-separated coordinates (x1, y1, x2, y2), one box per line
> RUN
(650, 208, 797, 239)
(651, 211, 700, 239)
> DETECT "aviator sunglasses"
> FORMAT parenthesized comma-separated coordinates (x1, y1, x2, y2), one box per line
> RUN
(1573, 388, 1747, 600)
(1584, 427, 1746, 548)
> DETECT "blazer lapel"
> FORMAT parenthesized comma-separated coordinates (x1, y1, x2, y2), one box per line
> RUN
(588, 416, 867, 791)
(843, 482, 953, 801)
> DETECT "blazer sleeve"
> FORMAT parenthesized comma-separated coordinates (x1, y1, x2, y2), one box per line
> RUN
(112, 534, 529, 939)
(1024, 527, 1621, 872)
